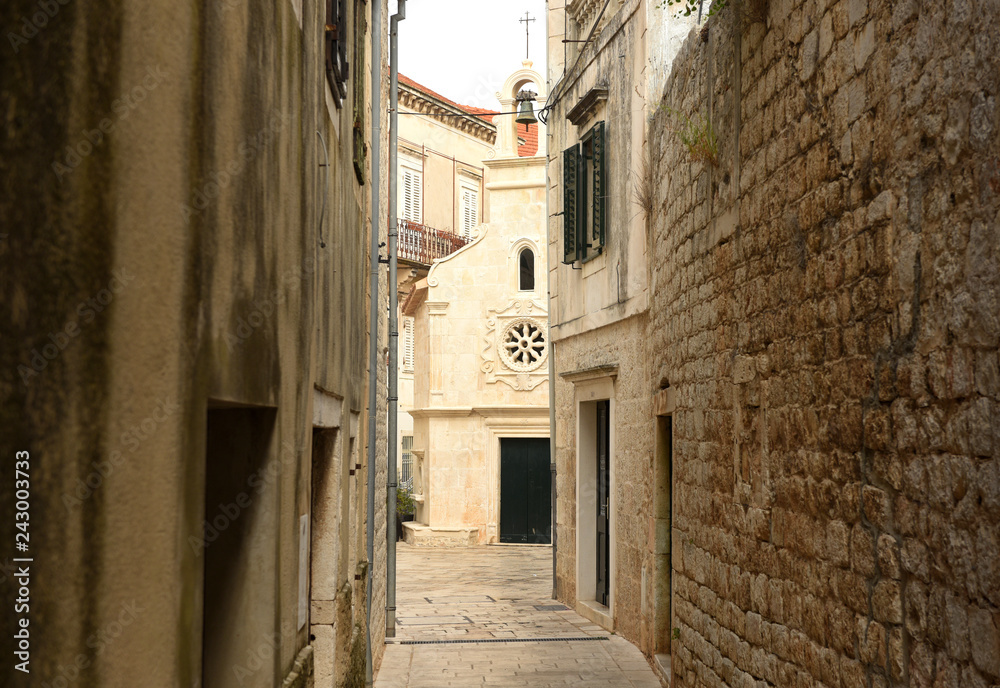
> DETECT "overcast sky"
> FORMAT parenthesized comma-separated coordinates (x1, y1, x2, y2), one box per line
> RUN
(397, 0, 547, 111)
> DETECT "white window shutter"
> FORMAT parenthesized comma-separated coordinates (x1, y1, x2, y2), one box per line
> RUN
(402, 317, 414, 371)
(402, 168, 422, 223)
(461, 187, 478, 239)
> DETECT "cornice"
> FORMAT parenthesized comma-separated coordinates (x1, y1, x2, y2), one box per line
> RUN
(558, 364, 619, 384)
(408, 405, 550, 420)
(399, 85, 497, 145)
(566, 86, 608, 125)
(483, 156, 547, 170)
(552, 0, 641, 114)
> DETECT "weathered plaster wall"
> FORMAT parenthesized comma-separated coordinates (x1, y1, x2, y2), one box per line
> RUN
(649, 1, 1000, 686)
(0, 0, 388, 686)
(548, 0, 650, 342)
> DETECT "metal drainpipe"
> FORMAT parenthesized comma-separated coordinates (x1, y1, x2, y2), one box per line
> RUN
(386, 0, 405, 641)
(544, 8, 558, 598)
(365, 0, 383, 683)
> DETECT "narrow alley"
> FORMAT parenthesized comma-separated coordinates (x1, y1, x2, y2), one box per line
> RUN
(376, 545, 663, 688)
(4, 0, 999, 686)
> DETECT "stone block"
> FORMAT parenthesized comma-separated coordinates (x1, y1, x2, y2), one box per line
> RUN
(854, 20, 875, 70)
(862, 485, 890, 531)
(819, 12, 834, 60)
(802, 29, 819, 81)
(858, 618, 886, 666)
(909, 640, 935, 687)
(876, 534, 901, 579)
(847, 0, 867, 26)
(943, 592, 971, 660)
(826, 520, 850, 567)
(888, 626, 905, 681)
(968, 605, 1000, 678)
(872, 579, 902, 624)
(827, 602, 855, 654)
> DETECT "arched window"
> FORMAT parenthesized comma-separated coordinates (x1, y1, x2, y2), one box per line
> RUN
(518, 248, 535, 291)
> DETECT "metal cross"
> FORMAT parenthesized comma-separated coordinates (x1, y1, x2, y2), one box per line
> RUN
(519, 11, 535, 61)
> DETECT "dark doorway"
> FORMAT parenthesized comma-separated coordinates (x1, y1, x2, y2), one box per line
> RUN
(202, 407, 276, 688)
(654, 415, 673, 654)
(596, 400, 610, 606)
(499, 438, 551, 543)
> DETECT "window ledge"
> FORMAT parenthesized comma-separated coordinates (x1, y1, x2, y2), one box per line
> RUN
(559, 364, 619, 384)
(567, 86, 608, 126)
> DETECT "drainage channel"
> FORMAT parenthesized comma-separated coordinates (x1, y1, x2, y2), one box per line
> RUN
(387, 636, 610, 646)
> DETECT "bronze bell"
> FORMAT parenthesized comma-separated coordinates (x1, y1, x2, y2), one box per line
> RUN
(515, 98, 537, 126)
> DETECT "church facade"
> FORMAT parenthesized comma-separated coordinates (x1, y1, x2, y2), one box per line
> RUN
(402, 64, 552, 546)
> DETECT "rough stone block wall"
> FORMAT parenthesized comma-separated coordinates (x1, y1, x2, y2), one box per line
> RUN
(649, 0, 1000, 686)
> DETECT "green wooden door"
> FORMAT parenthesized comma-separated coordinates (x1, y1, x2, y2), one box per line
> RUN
(500, 438, 551, 544)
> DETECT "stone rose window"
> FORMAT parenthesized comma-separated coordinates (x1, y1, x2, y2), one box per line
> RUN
(482, 301, 549, 390)
(500, 318, 547, 372)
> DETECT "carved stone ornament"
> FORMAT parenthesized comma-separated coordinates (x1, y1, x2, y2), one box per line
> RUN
(482, 300, 548, 390)
(500, 318, 547, 372)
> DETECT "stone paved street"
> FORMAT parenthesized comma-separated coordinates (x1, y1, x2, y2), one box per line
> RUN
(375, 544, 663, 688)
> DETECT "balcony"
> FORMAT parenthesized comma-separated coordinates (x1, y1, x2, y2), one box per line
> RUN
(397, 219, 469, 266)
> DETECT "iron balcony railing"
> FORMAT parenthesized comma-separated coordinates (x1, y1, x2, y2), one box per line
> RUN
(397, 219, 469, 265)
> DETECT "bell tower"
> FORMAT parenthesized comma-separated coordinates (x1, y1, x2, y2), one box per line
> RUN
(493, 61, 547, 159)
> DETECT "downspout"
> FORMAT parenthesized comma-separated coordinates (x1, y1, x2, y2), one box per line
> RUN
(386, 0, 406, 641)
(544, 8, 558, 598)
(365, 0, 382, 683)
(549, 318, 557, 596)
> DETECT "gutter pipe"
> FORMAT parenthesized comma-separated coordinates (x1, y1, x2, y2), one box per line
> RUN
(365, 0, 383, 683)
(386, 0, 405, 641)
(543, 9, 558, 596)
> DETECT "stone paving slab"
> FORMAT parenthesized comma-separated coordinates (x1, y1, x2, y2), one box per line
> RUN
(374, 544, 664, 688)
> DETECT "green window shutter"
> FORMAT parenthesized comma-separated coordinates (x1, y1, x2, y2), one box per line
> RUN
(591, 120, 606, 253)
(562, 145, 580, 264)
(352, 0, 367, 184)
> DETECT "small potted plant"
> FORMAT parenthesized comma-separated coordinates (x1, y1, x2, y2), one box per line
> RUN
(396, 486, 416, 541)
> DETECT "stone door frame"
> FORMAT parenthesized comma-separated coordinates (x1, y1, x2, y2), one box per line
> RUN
(481, 410, 551, 544)
(571, 374, 617, 631)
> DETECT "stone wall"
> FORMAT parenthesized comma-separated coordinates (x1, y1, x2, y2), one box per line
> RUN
(649, 0, 1000, 686)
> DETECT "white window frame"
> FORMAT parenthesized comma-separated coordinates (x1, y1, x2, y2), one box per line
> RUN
(509, 238, 540, 294)
(400, 153, 423, 224)
(459, 178, 480, 239)
(401, 316, 415, 373)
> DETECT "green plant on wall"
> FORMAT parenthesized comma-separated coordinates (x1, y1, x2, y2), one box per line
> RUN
(658, 0, 729, 18)
(659, 0, 767, 23)
(397, 486, 416, 516)
(657, 0, 768, 25)
(664, 108, 719, 167)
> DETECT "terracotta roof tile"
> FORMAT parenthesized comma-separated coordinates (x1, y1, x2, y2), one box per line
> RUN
(517, 122, 539, 157)
(398, 74, 498, 124)
(398, 74, 540, 157)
